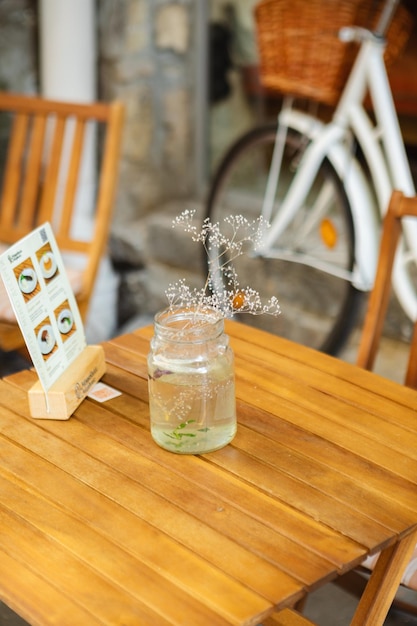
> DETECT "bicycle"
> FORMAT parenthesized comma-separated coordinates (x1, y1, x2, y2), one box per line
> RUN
(205, 0, 416, 354)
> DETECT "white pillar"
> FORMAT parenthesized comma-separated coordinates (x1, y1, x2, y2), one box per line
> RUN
(38, 0, 119, 343)
(39, 0, 97, 236)
(39, 0, 96, 102)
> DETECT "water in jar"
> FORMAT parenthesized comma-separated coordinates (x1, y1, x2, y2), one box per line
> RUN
(148, 359, 236, 454)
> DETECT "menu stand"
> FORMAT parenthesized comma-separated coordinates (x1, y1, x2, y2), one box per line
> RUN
(0, 224, 108, 421)
(28, 345, 106, 419)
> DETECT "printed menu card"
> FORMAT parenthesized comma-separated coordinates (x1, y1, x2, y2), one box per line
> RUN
(0, 223, 86, 391)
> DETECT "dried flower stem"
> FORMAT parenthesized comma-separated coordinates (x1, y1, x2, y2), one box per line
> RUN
(167, 210, 280, 320)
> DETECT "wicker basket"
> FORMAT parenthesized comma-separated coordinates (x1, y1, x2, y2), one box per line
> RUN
(254, 0, 412, 105)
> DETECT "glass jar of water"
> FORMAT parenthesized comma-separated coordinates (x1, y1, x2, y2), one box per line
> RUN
(147, 307, 236, 454)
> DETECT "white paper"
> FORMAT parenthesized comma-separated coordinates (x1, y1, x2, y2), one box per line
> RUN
(0, 223, 86, 391)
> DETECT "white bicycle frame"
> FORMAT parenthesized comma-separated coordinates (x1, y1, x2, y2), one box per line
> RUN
(259, 22, 417, 321)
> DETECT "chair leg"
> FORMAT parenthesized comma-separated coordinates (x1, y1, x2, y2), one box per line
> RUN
(356, 191, 403, 371)
(405, 321, 417, 388)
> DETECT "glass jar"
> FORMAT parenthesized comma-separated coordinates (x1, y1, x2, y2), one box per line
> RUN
(147, 307, 236, 454)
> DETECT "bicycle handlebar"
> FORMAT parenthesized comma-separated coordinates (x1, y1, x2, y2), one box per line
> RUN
(339, 0, 402, 44)
(374, 0, 401, 37)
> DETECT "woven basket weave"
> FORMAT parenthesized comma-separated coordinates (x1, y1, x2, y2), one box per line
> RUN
(255, 0, 412, 105)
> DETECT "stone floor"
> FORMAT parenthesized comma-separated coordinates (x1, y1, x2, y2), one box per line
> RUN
(304, 582, 417, 625)
(0, 349, 30, 377)
(339, 325, 410, 384)
(0, 328, 416, 625)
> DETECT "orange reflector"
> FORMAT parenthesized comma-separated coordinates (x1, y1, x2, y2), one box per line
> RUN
(232, 292, 245, 310)
(320, 218, 338, 248)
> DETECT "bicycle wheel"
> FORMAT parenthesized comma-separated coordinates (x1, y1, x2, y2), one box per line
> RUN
(205, 123, 362, 354)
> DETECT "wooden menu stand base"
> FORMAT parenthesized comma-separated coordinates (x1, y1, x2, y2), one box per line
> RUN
(28, 345, 106, 419)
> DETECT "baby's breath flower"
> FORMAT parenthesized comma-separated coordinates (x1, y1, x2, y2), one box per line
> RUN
(167, 210, 281, 319)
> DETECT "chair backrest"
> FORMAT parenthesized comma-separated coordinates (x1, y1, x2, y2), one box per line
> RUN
(357, 189, 417, 388)
(0, 91, 124, 319)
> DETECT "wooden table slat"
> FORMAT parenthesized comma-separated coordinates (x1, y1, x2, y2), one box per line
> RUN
(0, 545, 106, 626)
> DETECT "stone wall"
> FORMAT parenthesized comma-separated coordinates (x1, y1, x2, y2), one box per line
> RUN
(0, 0, 38, 94)
(96, 0, 201, 326)
(98, 0, 198, 226)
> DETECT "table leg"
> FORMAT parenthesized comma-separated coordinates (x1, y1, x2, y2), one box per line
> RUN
(350, 528, 417, 626)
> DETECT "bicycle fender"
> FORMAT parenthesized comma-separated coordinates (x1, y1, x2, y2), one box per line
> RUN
(279, 109, 379, 291)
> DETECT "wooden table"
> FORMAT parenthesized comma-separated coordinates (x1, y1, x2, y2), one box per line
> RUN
(0, 320, 416, 626)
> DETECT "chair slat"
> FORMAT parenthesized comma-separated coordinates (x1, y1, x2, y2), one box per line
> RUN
(18, 114, 47, 231)
(57, 118, 85, 241)
(0, 91, 110, 120)
(38, 114, 66, 224)
(78, 101, 125, 313)
(0, 113, 29, 233)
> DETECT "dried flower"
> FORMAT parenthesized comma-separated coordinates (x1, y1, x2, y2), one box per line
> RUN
(166, 210, 281, 320)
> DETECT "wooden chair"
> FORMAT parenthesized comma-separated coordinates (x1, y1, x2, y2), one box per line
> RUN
(356, 189, 417, 388)
(0, 91, 124, 352)
(335, 189, 417, 615)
